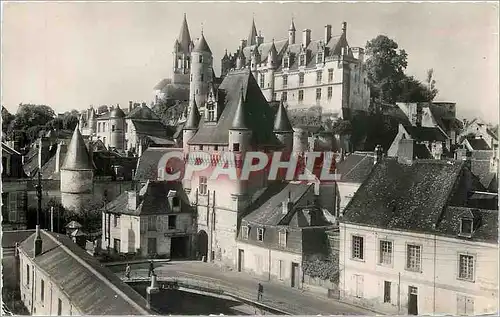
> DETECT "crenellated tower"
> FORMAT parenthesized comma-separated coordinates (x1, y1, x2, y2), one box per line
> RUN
(189, 31, 213, 108)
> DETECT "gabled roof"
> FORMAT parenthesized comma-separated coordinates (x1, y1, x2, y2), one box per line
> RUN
(402, 125, 448, 142)
(131, 120, 170, 138)
(188, 69, 281, 146)
(105, 181, 192, 216)
(18, 231, 153, 315)
(126, 105, 161, 121)
(342, 158, 497, 242)
(62, 126, 93, 171)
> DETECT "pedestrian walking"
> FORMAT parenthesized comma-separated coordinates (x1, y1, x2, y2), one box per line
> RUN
(257, 283, 263, 301)
(148, 260, 154, 277)
(125, 263, 131, 279)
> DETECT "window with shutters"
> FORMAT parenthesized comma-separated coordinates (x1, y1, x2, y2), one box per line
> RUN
(283, 75, 288, 88)
(207, 104, 215, 121)
(316, 52, 323, 64)
(242, 226, 250, 239)
(257, 228, 264, 241)
(299, 73, 304, 86)
(278, 230, 287, 247)
(327, 86, 333, 99)
(352, 236, 364, 260)
(458, 254, 475, 281)
(379, 240, 393, 265)
(328, 69, 334, 82)
(316, 88, 322, 100)
(316, 71, 322, 84)
(199, 176, 208, 195)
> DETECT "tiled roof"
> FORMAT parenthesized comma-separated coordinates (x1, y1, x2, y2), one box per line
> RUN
(435, 207, 497, 243)
(145, 135, 176, 146)
(193, 33, 212, 53)
(470, 150, 496, 189)
(184, 100, 201, 130)
(342, 158, 497, 242)
(2, 230, 35, 249)
(177, 14, 192, 54)
(273, 101, 294, 132)
(134, 147, 183, 181)
(465, 138, 491, 151)
(126, 105, 161, 121)
(335, 152, 375, 183)
(19, 230, 153, 315)
(188, 69, 281, 146)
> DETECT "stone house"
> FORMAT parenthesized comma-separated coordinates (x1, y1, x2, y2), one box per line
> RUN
(339, 147, 498, 315)
(17, 228, 152, 315)
(101, 181, 196, 258)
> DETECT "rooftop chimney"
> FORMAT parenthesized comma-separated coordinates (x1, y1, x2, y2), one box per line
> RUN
(397, 139, 415, 165)
(324, 25, 332, 43)
(128, 191, 137, 210)
(282, 191, 292, 214)
(342, 22, 347, 34)
(34, 225, 42, 257)
(129, 101, 133, 113)
(302, 29, 311, 48)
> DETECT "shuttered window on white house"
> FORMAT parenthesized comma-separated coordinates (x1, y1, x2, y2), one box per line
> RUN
(458, 254, 474, 281)
(406, 244, 421, 272)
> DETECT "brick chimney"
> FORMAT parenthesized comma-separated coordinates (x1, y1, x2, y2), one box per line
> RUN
(282, 191, 292, 214)
(397, 139, 415, 165)
(128, 191, 137, 210)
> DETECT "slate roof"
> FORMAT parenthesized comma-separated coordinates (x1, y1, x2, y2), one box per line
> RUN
(105, 181, 192, 216)
(273, 101, 294, 132)
(18, 230, 153, 315)
(184, 100, 201, 130)
(131, 120, 170, 138)
(243, 182, 316, 227)
(465, 138, 491, 151)
(62, 127, 93, 171)
(342, 158, 497, 242)
(470, 150, 497, 189)
(134, 147, 183, 181)
(145, 135, 176, 146)
(177, 14, 193, 54)
(126, 105, 161, 121)
(435, 207, 497, 243)
(109, 106, 126, 118)
(193, 33, 212, 54)
(335, 152, 375, 183)
(188, 69, 281, 147)
(402, 125, 448, 142)
(2, 230, 35, 249)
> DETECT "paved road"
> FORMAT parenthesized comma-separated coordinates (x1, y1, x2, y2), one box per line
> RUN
(112, 261, 377, 315)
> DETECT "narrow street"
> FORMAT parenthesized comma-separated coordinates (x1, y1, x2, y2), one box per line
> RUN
(109, 261, 377, 315)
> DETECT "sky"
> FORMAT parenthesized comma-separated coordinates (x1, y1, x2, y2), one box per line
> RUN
(1, 1, 499, 124)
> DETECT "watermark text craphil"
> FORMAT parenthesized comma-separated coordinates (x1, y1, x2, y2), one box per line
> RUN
(158, 150, 341, 183)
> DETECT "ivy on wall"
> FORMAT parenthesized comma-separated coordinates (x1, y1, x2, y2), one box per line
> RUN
(302, 258, 339, 282)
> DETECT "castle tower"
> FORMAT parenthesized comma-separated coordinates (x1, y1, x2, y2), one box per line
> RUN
(229, 89, 252, 199)
(221, 50, 231, 78)
(236, 48, 246, 69)
(109, 105, 125, 151)
(60, 126, 94, 213)
(265, 40, 278, 100)
(88, 107, 97, 135)
(189, 31, 213, 108)
(247, 18, 258, 46)
(273, 100, 294, 153)
(182, 97, 201, 193)
(288, 18, 296, 45)
(173, 14, 193, 80)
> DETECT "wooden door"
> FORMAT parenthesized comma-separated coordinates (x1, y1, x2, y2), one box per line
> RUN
(408, 286, 418, 315)
(291, 262, 300, 288)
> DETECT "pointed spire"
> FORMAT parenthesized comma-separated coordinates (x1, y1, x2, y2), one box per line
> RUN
(62, 125, 93, 170)
(289, 17, 296, 31)
(247, 17, 258, 46)
(193, 32, 212, 54)
(231, 87, 249, 130)
(185, 98, 201, 130)
(274, 100, 293, 132)
(177, 13, 192, 54)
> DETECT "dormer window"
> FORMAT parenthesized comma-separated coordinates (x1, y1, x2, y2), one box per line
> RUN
(207, 103, 215, 121)
(316, 52, 323, 64)
(460, 218, 473, 237)
(283, 57, 289, 68)
(257, 228, 264, 241)
(299, 54, 306, 67)
(242, 226, 250, 240)
(278, 230, 287, 247)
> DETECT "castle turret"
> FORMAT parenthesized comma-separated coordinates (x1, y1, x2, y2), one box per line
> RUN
(250, 48, 260, 71)
(247, 18, 258, 46)
(273, 100, 294, 153)
(109, 105, 125, 151)
(88, 107, 97, 135)
(221, 49, 231, 77)
(229, 89, 252, 199)
(60, 125, 94, 213)
(189, 31, 213, 108)
(288, 18, 296, 45)
(173, 13, 193, 77)
(236, 48, 246, 69)
(183, 97, 201, 154)
(265, 40, 278, 100)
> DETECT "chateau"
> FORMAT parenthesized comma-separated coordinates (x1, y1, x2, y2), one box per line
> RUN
(154, 15, 370, 120)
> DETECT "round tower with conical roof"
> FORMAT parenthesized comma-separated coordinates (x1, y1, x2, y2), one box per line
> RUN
(265, 40, 278, 101)
(109, 105, 125, 151)
(273, 100, 294, 153)
(288, 18, 296, 45)
(173, 13, 194, 84)
(183, 97, 201, 154)
(60, 126, 94, 213)
(189, 32, 213, 108)
(88, 107, 97, 135)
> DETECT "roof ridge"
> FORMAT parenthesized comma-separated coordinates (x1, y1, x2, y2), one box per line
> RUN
(278, 183, 313, 225)
(342, 155, 369, 179)
(43, 232, 150, 315)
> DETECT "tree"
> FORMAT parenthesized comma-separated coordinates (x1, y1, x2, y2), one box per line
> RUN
(397, 75, 437, 103)
(1, 106, 14, 134)
(7, 104, 56, 145)
(62, 112, 79, 130)
(365, 35, 408, 103)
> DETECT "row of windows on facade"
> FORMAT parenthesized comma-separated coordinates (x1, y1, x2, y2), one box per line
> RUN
(241, 225, 288, 247)
(260, 69, 367, 89)
(104, 214, 179, 235)
(112, 237, 159, 254)
(275, 87, 333, 102)
(350, 236, 476, 282)
(23, 262, 63, 315)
